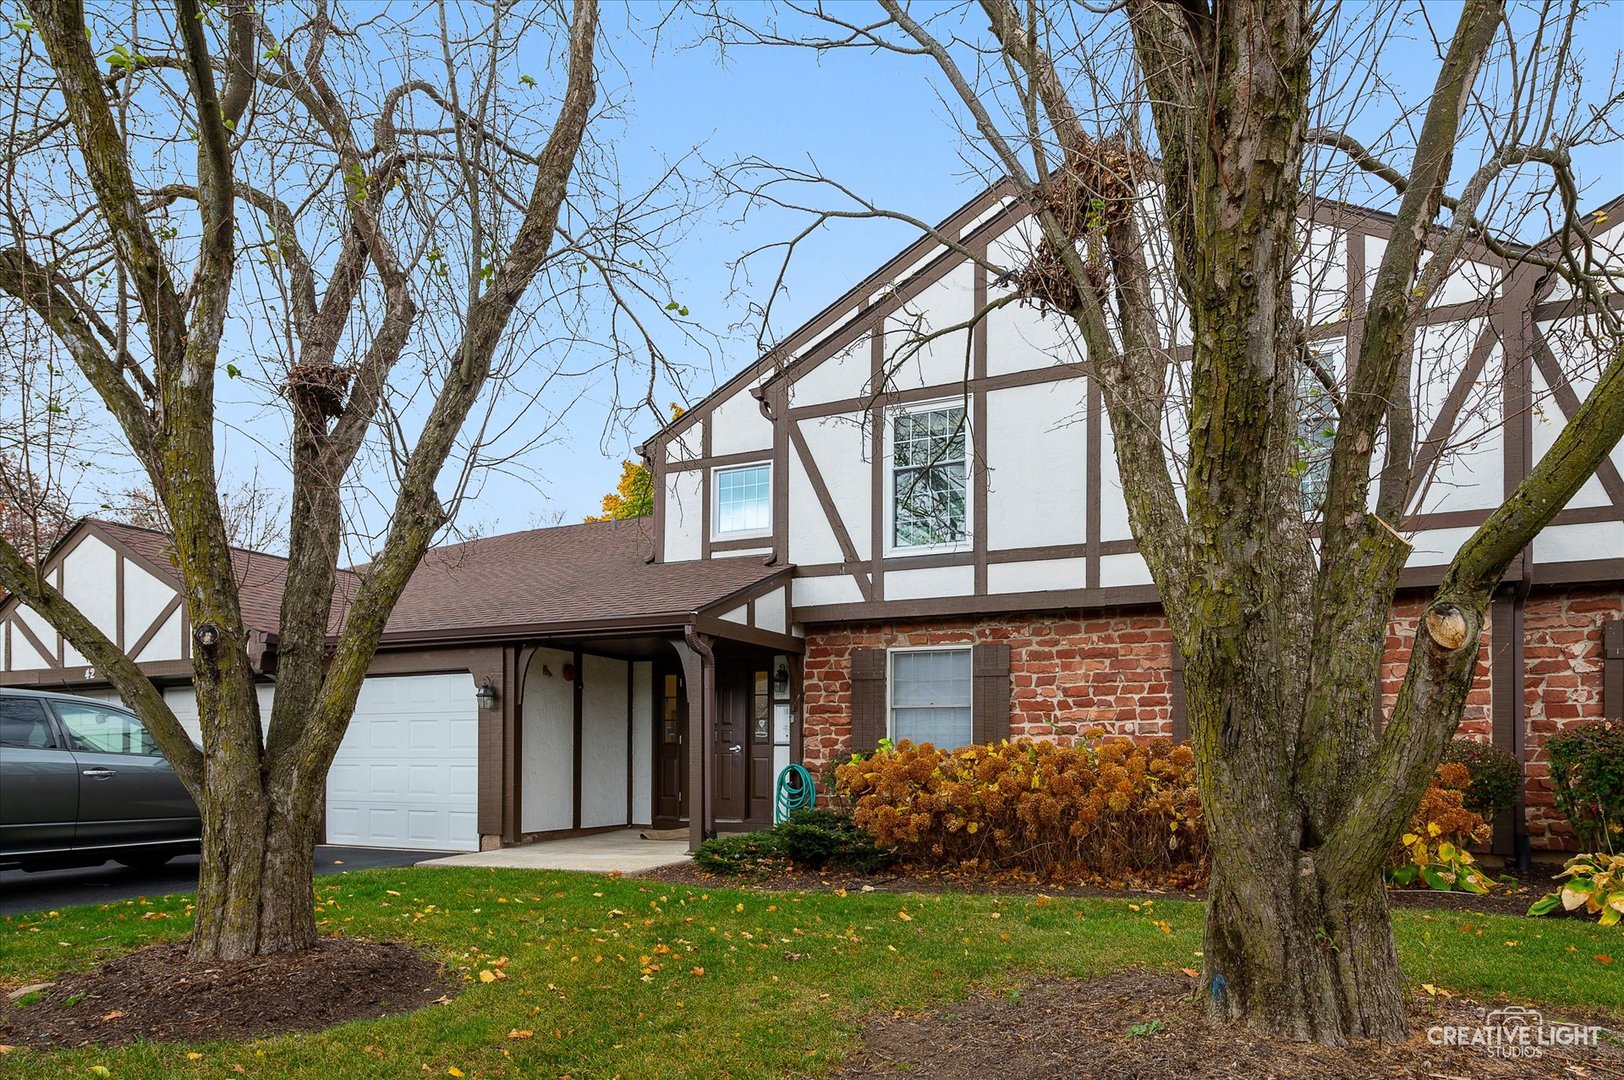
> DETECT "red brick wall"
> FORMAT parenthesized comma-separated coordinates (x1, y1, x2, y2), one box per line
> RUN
(800, 585, 1622, 851)
(1521, 587, 1622, 850)
(802, 610, 1175, 779)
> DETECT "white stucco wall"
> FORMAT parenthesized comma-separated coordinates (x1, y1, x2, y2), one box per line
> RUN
(522, 647, 575, 833)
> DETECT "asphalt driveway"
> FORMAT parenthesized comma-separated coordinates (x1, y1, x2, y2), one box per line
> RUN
(0, 846, 438, 916)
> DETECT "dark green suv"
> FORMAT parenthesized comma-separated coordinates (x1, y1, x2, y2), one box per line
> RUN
(0, 688, 201, 871)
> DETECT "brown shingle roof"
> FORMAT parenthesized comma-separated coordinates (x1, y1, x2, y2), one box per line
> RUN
(377, 518, 786, 641)
(90, 519, 358, 637)
(79, 517, 784, 645)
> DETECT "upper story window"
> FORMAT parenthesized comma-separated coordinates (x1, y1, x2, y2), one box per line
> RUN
(890, 402, 969, 550)
(713, 463, 772, 538)
(889, 647, 973, 748)
(1296, 344, 1340, 514)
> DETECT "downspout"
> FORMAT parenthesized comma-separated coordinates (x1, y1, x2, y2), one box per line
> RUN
(684, 623, 717, 841)
(1513, 571, 1532, 873)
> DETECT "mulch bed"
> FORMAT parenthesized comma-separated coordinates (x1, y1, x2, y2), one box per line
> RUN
(642, 860, 1568, 918)
(0, 938, 455, 1049)
(837, 970, 1624, 1079)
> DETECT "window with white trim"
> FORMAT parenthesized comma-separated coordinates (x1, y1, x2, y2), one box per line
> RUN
(890, 403, 968, 549)
(1296, 344, 1340, 514)
(712, 463, 771, 538)
(889, 647, 973, 748)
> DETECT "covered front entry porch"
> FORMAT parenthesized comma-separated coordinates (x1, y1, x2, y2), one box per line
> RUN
(486, 580, 803, 852)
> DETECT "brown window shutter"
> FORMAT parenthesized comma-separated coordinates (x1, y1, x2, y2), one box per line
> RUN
(1605, 620, 1623, 721)
(972, 642, 1011, 745)
(850, 648, 888, 754)
(1170, 643, 1188, 741)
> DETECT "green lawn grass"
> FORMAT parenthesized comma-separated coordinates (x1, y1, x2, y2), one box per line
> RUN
(2, 869, 1620, 1079)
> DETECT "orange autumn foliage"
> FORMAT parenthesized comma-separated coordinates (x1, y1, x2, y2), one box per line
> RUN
(835, 736, 1206, 880)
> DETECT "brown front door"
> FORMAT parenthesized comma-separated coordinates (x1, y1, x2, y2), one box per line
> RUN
(713, 667, 748, 821)
(654, 667, 687, 825)
(715, 662, 775, 824)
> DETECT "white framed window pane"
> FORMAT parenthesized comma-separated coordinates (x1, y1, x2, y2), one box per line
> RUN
(1296, 348, 1338, 513)
(893, 706, 973, 748)
(891, 649, 973, 748)
(892, 405, 967, 547)
(715, 464, 771, 535)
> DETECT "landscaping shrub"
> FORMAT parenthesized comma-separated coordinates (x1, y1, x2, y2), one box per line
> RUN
(1528, 852, 1624, 925)
(835, 737, 1205, 880)
(1386, 763, 1494, 894)
(691, 831, 789, 879)
(1441, 737, 1521, 821)
(1546, 721, 1624, 851)
(775, 807, 896, 873)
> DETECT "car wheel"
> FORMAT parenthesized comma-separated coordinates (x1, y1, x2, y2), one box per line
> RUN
(114, 852, 175, 869)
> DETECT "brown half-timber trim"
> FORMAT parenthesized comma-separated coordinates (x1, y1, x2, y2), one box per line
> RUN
(1489, 588, 1519, 855)
(665, 448, 775, 473)
(626, 663, 636, 824)
(972, 254, 990, 596)
(870, 323, 886, 603)
(771, 381, 791, 565)
(572, 647, 584, 830)
(709, 535, 774, 552)
(7, 611, 57, 672)
(787, 361, 1088, 422)
(127, 594, 183, 662)
(1532, 331, 1624, 511)
(1086, 375, 1102, 589)
(0, 658, 196, 688)
(690, 615, 803, 655)
(1169, 643, 1188, 741)
(1407, 321, 1502, 510)
(786, 419, 873, 600)
(794, 584, 1164, 625)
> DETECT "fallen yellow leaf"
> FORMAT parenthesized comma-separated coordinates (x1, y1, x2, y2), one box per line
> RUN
(508, 1029, 534, 1040)
(478, 970, 497, 983)
(90, 1069, 112, 1078)
(448, 1068, 464, 1078)
(185, 1052, 203, 1060)
(897, 910, 913, 922)
(691, 967, 705, 976)
(1179, 967, 1199, 978)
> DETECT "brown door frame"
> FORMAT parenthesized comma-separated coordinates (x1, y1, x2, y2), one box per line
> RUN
(651, 658, 689, 829)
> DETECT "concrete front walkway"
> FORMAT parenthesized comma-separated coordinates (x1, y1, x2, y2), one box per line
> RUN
(415, 829, 690, 874)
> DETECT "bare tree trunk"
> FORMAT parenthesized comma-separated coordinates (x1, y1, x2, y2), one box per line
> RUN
(191, 780, 322, 960)
(0, 0, 605, 963)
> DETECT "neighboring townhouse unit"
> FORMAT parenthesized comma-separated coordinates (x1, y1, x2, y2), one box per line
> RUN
(3, 184, 1621, 855)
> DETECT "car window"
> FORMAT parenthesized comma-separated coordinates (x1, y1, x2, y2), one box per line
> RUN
(0, 697, 57, 749)
(51, 701, 163, 757)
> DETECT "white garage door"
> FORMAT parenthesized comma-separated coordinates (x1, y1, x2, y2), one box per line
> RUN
(326, 673, 479, 851)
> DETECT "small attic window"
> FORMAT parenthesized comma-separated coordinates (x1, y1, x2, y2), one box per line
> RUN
(712, 463, 771, 539)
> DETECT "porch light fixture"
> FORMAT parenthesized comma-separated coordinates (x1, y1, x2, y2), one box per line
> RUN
(772, 657, 791, 696)
(476, 678, 497, 712)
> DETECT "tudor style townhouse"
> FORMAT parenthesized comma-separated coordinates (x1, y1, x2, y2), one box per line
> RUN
(3, 183, 1622, 857)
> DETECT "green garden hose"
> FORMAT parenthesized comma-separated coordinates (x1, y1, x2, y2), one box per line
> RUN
(774, 764, 816, 823)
